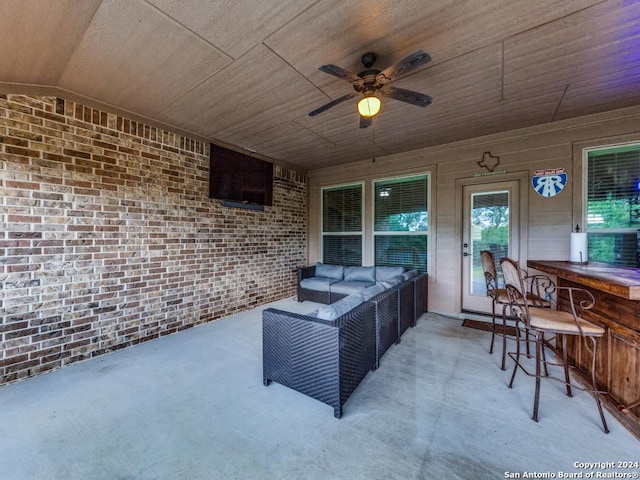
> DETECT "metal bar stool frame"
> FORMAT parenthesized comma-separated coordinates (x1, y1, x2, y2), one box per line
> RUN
(480, 250, 553, 370)
(500, 257, 609, 433)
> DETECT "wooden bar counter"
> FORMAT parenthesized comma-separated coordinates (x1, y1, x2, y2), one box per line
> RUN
(528, 260, 640, 437)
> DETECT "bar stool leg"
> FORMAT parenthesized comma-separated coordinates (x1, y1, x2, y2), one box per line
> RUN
(501, 304, 508, 370)
(540, 332, 549, 376)
(589, 336, 609, 433)
(533, 331, 543, 422)
(561, 334, 573, 397)
(489, 300, 497, 354)
(508, 318, 522, 389)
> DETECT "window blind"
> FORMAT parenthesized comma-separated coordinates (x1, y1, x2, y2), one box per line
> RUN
(586, 144, 640, 266)
(587, 146, 640, 229)
(322, 184, 363, 265)
(374, 175, 428, 271)
(374, 175, 428, 232)
(323, 185, 362, 232)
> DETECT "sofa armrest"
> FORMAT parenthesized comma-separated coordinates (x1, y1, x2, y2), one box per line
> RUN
(397, 280, 415, 338)
(262, 301, 376, 418)
(413, 272, 429, 321)
(368, 287, 399, 366)
(297, 265, 317, 282)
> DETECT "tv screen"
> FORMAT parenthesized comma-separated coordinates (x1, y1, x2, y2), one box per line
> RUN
(209, 144, 273, 206)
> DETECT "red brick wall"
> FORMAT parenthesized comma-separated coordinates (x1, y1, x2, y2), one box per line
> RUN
(0, 95, 307, 385)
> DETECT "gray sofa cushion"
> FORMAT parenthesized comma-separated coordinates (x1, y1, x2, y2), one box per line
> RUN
(344, 266, 376, 283)
(361, 284, 386, 301)
(331, 280, 375, 295)
(317, 293, 365, 321)
(315, 262, 344, 280)
(375, 266, 405, 282)
(300, 277, 341, 291)
(380, 275, 404, 289)
(402, 269, 419, 281)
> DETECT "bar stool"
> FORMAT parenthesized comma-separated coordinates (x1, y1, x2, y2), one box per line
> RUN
(480, 250, 511, 368)
(480, 250, 552, 370)
(500, 257, 609, 433)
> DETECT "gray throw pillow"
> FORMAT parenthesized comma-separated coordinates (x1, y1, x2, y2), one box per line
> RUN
(344, 266, 376, 283)
(315, 262, 344, 280)
(361, 284, 386, 301)
(316, 293, 364, 320)
(375, 266, 405, 282)
(402, 269, 419, 280)
(381, 275, 404, 289)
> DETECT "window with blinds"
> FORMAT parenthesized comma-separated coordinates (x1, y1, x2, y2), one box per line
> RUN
(322, 184, 363, 265)
(374, 174, 429, 272)
(586, 144, 640, 266)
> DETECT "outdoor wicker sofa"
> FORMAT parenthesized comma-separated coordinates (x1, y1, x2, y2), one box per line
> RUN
(263, 295, 377, 419)
(297, 264, 404, 304)
(263, 264, 429, 418)
(297, 263, 428, 334)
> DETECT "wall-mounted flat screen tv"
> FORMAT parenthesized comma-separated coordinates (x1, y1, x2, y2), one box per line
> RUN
(209, 144, 273, 206)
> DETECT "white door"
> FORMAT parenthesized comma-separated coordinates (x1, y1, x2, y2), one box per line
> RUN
(461, 180, 520, 313)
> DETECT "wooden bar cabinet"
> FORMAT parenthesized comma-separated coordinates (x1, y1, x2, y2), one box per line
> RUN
(528, 260, 640, 438)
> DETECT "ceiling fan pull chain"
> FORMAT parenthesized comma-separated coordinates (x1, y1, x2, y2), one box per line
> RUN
(372, 121, 376, 163)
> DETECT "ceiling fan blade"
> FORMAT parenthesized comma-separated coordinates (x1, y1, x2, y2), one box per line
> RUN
(382, 86, 432, 107)
(319, 64, 364, 86)
(308, 92, 358, 117)
(359, 115, 372, 129)
(376, 50, 431, 84)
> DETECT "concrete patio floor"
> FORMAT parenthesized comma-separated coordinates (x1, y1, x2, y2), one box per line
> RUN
(1, 297, 637, 480)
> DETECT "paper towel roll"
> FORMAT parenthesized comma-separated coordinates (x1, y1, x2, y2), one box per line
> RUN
(570, 232, 588, 263)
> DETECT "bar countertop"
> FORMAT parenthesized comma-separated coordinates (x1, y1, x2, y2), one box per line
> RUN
(527, 260, 640, 301)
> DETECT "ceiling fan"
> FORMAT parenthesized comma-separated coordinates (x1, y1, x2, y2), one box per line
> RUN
(308, 50, 433, 128)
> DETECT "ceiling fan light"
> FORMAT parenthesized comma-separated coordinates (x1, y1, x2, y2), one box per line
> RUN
(358, 96, 381, 117)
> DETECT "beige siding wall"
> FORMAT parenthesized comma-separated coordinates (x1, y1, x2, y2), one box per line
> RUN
(309, 105, 640, 314)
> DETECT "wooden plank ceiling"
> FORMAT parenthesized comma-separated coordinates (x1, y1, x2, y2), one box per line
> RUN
(0, 0, 639, 171)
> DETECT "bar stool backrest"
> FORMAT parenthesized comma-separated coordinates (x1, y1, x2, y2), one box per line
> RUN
(500, 257, 530, 324)
(480, 250, 499, 299)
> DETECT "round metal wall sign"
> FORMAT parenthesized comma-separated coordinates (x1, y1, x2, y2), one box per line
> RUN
(531, 168, 567, 198)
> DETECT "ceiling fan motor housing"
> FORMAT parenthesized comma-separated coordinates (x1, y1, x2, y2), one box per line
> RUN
(361, 52, 376, 68)
(353, 70, 381, 93)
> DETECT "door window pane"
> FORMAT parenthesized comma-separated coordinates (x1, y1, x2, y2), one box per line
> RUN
(471, 191, 509, 295)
